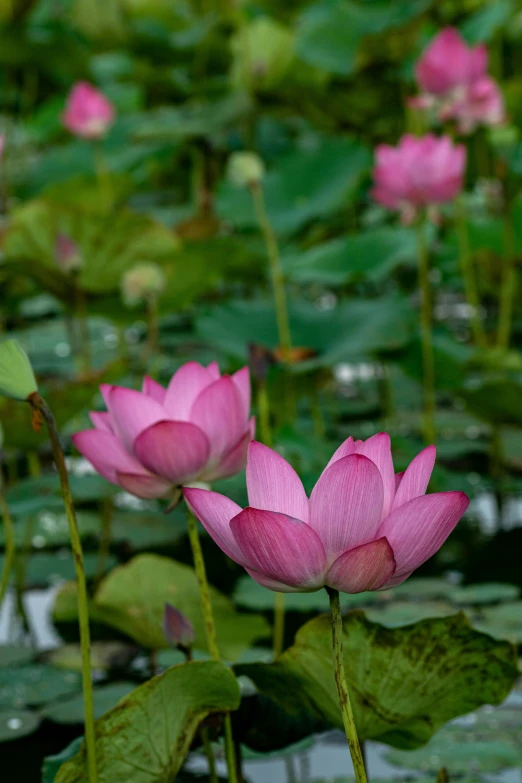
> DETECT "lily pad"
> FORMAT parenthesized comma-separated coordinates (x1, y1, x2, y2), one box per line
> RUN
(43, 737, 84, 783)
(0, 645, 34, 669)
(0, 664, 81, 709)
(0, 552, 117, 586)
(0, 709, 41, 743)
(451, 584, 520, 605)
(41, 682, 137, 724)
(237, 611, 519, 750)
(55, 661, 241, 783)
(473, 602, 522, 643)
(364, 601, 456, 627)
(41, 642, 137, 673)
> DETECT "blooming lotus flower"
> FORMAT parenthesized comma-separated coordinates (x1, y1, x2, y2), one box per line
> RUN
(372, 134, 466, 223)
(414, 28, 505, 134)
(72, 362, 254, 499)
(62, 82, 115, 140)
(185, 435, 469, 594)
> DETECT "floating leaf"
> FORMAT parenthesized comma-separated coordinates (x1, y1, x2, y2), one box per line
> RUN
(451, 584, 520, 605)
(237, 611, 519, 750)
(41, 682, 137, 724)
(42, 737, 84, 783)
(55, 661, 240, 783)
(0, 709, 41, 743)
(0, 664, 81, 709)
(0, 646, 34, 669)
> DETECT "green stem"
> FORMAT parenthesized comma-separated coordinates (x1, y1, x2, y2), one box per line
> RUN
(146, 294, 159, 358)
(0, 486, 15, 612)
(497, 214, 516, 350)
(257, 382, 272, 447)
(15, 513, 35, 641)
(250, 183, 292, 362)
(27, 450, 42, 478)
(95, 498, 113, 587)
(75, 283, 92, 374)
(273, 591, 285, 658)
(326, 587, 368, 783)
(455, 200, 486, 348)
(416, 222, 436, 444)
(27, 393, 97, 783)
(185, 507, 238, 783)
(201, 727, 218, 783)
(93, 144, 113, 213)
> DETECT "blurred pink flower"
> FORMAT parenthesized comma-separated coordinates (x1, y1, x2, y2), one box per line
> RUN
(62, 82, 115, 140)
(414, 28, 505, 133)
(163, 603, 195, 649)
(185, 435, 469, 594)
(72, 362, 254, 499)
(55, 234, 83, 274)
(372, 134, 466, 223)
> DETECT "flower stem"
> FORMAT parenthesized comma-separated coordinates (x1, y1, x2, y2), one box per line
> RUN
(326, 587, 368, 783)
(250, 183, 292, 362)
(185, 507, 238, 783)
(455, 199, 486, 348)
(201, 727, 218, 783)
(93, 144, 113, 212)
(273, 590, 285, 658)
(145, 294, 160, 358)
(497, 213, 516, 350)
(416, 222, 436, 444)
(257, 382, 272, 447)
(0, 483, 15, 613)
(95, 498, 113, 587)
(27, 392, 97, 783)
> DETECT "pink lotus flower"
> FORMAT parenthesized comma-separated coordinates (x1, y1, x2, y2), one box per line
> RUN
(185, 434, 469, 594)
(414, 28, 505, 134)
(62, 82, 115, 140)
(72, 362, 254, 499)
(372, 134, 466, 223)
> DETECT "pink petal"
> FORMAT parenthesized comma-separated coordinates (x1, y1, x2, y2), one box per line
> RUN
(183, 488, 247, 565)
(207, 362, 221, 380)
(163, 362, 214, 420)
(392, 445, 436, 511)
(72, 430, 148, 484)
(246, 568, 319, 594)
(309, 454, 384, 561)
(99, 383, 113, 409)
(325, 537, 396, 594)
(89, 412, 113, 433)
(116, 472, 172, 499)
(249, 416, 256, 438)
(142, 376, 166, 404)
(356, 433, 395, 520)
(108, 387, 166, 453)
(206, 430, 251, 482)
(231, 366, 251, 420)
(191, 376, 246, 462)
(133, 421, 210, 484)
(378, 491, 469, 576)
(378, 570, 412, 591)
(230, 508, 327, 589)
(324, 436, 356, 471)
(395, 472, 404, 490)
(246, 441, 309, 523)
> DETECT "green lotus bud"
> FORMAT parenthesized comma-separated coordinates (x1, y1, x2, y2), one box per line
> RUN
(231, 17, 294, 91)
(227, 151, 265, 189)
(121, 262, 167, 307)
(0, 340, 38, 401)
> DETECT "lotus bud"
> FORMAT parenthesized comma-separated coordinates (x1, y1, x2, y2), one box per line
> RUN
(163, 603, 195, 649)
(121, 263, 166, 307)
(55, 234, 83, 274)
(227, 151, 265, 189)
(0, 340, 38, 402)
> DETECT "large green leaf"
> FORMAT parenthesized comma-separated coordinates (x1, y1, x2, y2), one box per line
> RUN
(196, 296, 414, 368)
(63, 554, 269, 659)
(3, 199, 179, 295)
(217, 136, 371, 236)
(55, 661, 241, 783)
(237, 611, 519, 750)
(296, 0, 431, 76)
(41, 682, 137, 724)
(284, 226, 418, 285)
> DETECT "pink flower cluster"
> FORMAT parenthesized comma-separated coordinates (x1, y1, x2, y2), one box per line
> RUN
(414, 28, 505, 135)
(73, 363, 469, 596)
